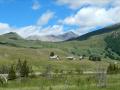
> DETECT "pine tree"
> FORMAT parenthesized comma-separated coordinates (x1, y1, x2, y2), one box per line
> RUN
(50, 52, 54, 57)
(20, 60, 29, 77)
(107, 63, 119, 74)
(8, 65, 16, 80)
(16, 58, 22, 73)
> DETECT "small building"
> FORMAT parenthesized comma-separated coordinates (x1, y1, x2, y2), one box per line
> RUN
(66, 56, 76, 60)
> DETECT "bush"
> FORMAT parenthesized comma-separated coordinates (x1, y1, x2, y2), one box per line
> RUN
(0, 65, 9, 74)
(16, 59, 22, 73)
(107, 63, 120, 74)
(20, 60, 30, 77)
(8, 64, 16, 80)
(89, 55, 101, 61)
(50, 52, 55, 57)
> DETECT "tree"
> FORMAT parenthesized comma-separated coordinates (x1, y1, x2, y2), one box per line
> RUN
(0, 65, 9, 74)
(8, 64, 16, 80)
(20, 60, 29, 77)
(89, 55, 101, 61)
(16, 58, 22, 74)
(50, 52, 54, 57)
(107, 63, 120, 74)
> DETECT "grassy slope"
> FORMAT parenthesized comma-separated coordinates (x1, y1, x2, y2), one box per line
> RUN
(0, 23, 120, 57)
(0, 45, 111, 72)
(0, 25, 120, 90)
(0, 24, 120, 71)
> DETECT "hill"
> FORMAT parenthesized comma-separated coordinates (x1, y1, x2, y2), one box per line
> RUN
(1, 32, 22, 40)
(0, 23, 119, 60)
(74, 23, 120, 40)
(70, 23, 120, 60)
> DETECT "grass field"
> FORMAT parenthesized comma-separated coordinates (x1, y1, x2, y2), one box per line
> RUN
(0, 74, 120, 90)
(0, 45, 120, 90)
(0, 44, 116, 72)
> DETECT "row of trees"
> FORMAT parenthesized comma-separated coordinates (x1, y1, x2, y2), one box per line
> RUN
(107, 63, 120, 74)
(8, 59, 30, 80)
(89, 55, 101, 61)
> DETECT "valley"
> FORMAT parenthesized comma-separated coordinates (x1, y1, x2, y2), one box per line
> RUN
(0, 23, 120, 90)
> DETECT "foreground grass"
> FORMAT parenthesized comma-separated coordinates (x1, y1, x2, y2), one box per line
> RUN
(0, 74, 120, 90)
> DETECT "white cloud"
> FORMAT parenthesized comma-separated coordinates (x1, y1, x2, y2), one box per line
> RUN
(56, 0, 111, 9)
(56, 0, 120, 35)
(15, 25, 64, 38)
(1, 0, 120, 38)
(39, 25, 64, 35)
(111, 0, 120, 7)
(0, 23, 13, 34)
(0, 10, 62, 38)
(1, 5, 120, 37)
(37, 10, 54, 26)
(60, 6, 120, 35)
(15, 25, 40, 37)
(0, 23, 10, 30)
(63, 7, 116, 26)
(32, 0, 40, 10)
(0, 22, 64, 38)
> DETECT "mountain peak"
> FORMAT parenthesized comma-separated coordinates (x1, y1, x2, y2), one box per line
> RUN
(4, 32, 18, 35)
(63, 31, 78, 36)
(2, 32, 23, 40)
(26, 31, 79, 42)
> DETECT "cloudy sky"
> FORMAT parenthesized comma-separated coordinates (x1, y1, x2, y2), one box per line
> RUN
(0, 0, 120, 37)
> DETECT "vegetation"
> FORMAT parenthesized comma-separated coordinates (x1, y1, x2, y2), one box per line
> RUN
(0, 23, 120, 61)
(107, 63, 120, 74)
(0, 46, 119, 89)
(0, 24, 119, 89)
(8, 64, 16, 80)
(89, 54, 101, 61)
(20, 60, 30, 77)
(50, 52, 55, 57)
(105, 31, 120, 60)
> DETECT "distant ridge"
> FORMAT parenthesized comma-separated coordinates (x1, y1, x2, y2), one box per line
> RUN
(26, 31, 78, 42)
(74, 23, 120, 40)
(0, 24, 120, 60)
(1, 32, 23, 40)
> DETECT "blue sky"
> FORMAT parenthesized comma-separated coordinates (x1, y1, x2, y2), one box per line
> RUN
(0, 0, 73, 27)
(0, 0, 120, 37)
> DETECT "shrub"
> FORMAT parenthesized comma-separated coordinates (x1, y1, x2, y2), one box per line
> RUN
(0, 65, 9, 74)
(20, 60, 30, 77)
(89, 55, 101, 61)
(50, 52, 55, 57)
(8, 64, 16, 80)
(107, 63, 120, 74)
(16, 59, 22, 73)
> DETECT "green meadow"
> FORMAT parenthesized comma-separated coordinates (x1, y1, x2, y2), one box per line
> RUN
(0, 44, 119, 90)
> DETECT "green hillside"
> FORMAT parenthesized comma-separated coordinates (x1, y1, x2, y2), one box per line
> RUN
(0, 23, 119, 60)
(75, 23, 120, 40)
(0, 24, 120, 90)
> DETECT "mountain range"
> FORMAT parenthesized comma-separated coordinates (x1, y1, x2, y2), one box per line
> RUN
(26, 31, 79, 42)
(0, 23, 120, 60)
